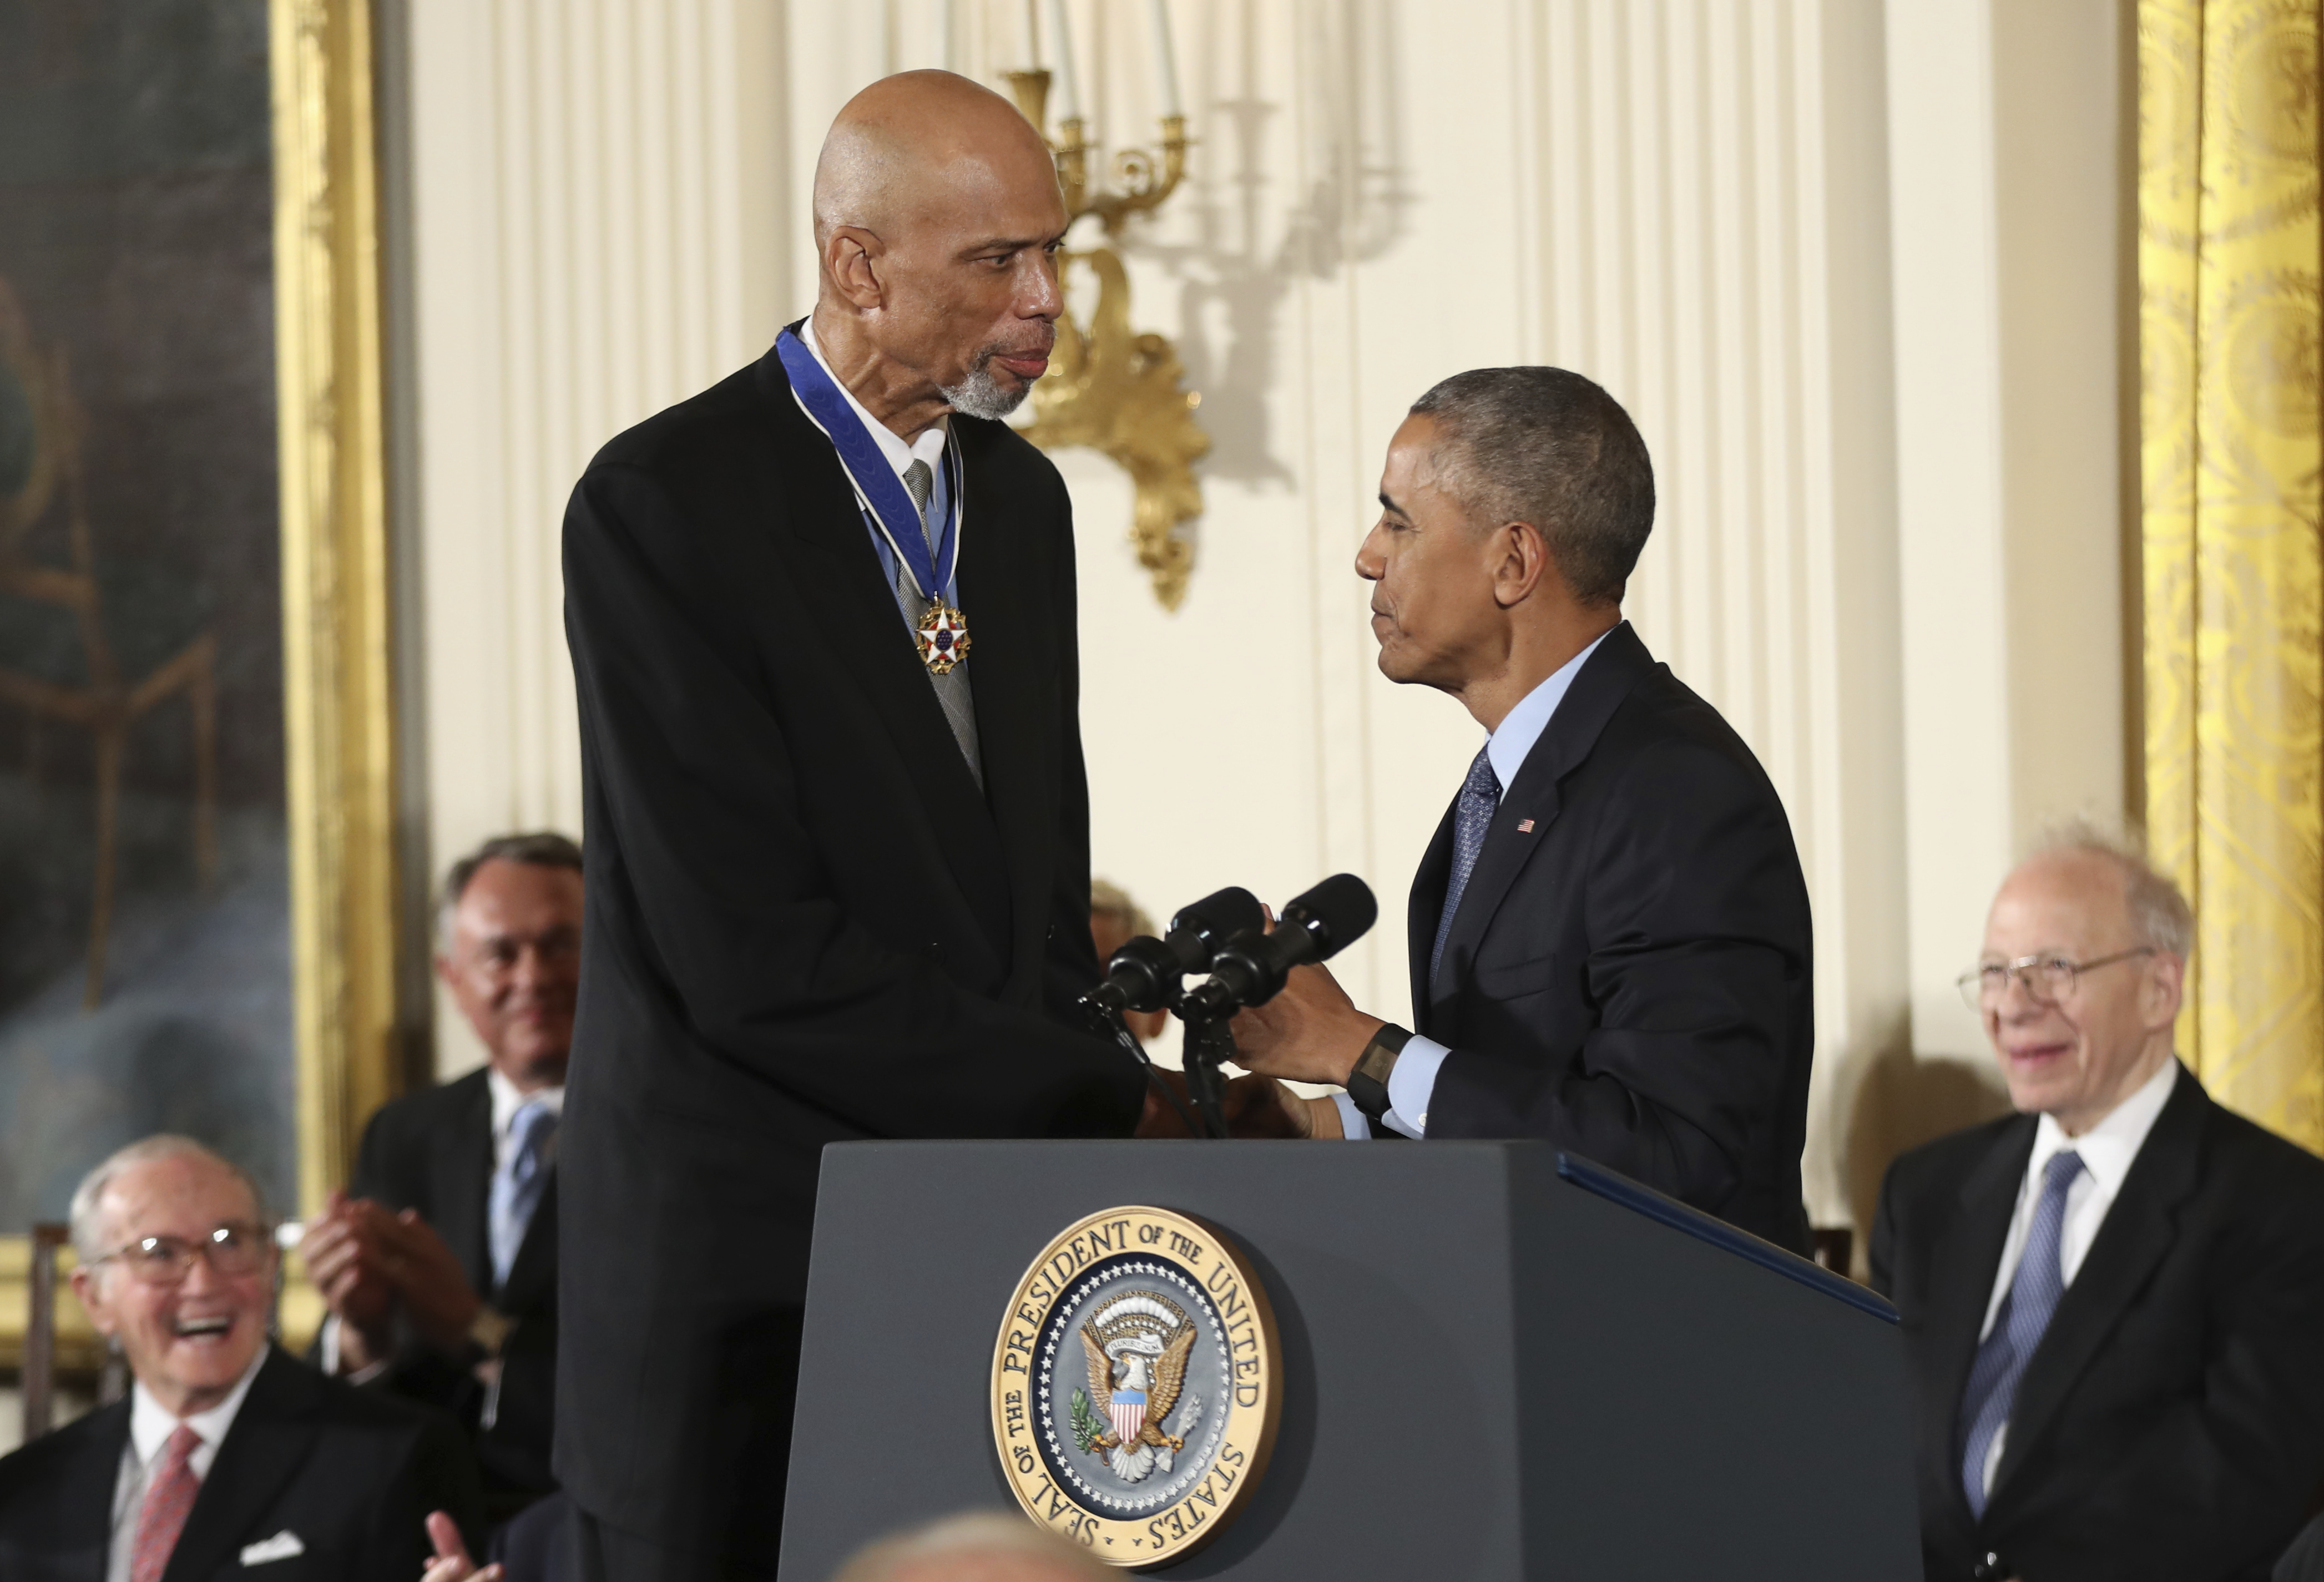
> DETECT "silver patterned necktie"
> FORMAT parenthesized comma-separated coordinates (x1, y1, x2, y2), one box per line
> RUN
(901, 458, 983, 787)
(1430, 745, 1501, 984)
(1957, 1149, 2086, 1517)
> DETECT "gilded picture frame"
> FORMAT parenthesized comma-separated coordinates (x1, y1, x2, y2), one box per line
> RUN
(0, 0, 397, 1374)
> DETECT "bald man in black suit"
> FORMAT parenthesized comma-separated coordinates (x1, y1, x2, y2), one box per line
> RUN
(557, 72, 1149, 1580)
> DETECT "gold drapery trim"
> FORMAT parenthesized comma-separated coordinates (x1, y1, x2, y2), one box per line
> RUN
(271, 0, 403, 1214)
(2139, 0, 2324, 1151)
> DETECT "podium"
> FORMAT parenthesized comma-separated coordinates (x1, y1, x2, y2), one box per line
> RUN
(776, 1141, 1919, 1579)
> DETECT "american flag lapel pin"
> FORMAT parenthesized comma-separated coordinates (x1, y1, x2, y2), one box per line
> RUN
(1517, 818, 1535, 833)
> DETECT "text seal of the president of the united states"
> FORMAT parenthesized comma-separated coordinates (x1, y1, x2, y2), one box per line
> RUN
(991, 1205, 1281, 1568)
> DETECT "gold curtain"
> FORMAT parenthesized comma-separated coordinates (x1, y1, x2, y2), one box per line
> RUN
(2140, 0, 2323, 1151)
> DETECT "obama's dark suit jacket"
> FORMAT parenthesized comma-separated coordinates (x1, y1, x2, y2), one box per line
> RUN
(1873, 1068, 2324, 1582)
(1412, 622, 1815, 1252)
(347, 1068, 559, 1522)
(557, 330, 1144, 1557)
(0, 1348, 481, 1582)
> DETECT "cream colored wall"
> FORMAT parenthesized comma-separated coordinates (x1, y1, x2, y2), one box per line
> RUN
(398, 0, 790, 1076)
(391, 0, 2126, 1229)
(1888, 0, 2126, 1068)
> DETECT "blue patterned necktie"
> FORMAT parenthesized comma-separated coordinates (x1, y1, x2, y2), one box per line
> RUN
(489, 1099, 558, 1289)
(1957, 1149, 2085, 1518)
(1430, 746, 1501, 984)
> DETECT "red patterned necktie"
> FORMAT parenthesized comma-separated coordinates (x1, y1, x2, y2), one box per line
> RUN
(129, 1423, 204, 1582)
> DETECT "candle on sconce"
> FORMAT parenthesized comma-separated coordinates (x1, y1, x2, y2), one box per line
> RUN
(939, 0, 957, 73)
(1022, 0, 1040, 70)
(1042, 0, 1080, 122)
(1146, 0, 1183, 119)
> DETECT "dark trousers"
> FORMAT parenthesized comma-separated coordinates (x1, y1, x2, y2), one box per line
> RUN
(571, 1308, 800, 1582)
(573, 1507, 779, 1582)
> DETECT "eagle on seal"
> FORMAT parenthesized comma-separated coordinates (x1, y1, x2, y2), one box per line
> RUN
(1080, 1318, 1196, 1456)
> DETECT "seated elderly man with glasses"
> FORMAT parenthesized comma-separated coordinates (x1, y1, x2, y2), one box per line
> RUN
(1872, 827, 2324, 1582)
(0, 1135, 483, 1582)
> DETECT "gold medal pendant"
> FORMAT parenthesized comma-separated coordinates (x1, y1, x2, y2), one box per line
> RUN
(917, 597, 972, 674)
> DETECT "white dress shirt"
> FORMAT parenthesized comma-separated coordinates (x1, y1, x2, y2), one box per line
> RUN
(1971, 1055, 2180, 1496)
(1335, 628, 1616, 1140)
(108, 1345, 270, 1582)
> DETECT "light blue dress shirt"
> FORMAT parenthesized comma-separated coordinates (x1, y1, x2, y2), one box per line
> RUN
(1333, 627, 1615, 1140)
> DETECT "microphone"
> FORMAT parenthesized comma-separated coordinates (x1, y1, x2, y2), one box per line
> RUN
(1182, 873, 1377, 1015)
(1080, 886, 1265, 1015)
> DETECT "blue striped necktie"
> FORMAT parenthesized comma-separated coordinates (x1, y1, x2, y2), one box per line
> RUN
(489, 1099, 558, 1289)
(1957, 1148, 2085, 1517)
(1430, 746, 1501, 984)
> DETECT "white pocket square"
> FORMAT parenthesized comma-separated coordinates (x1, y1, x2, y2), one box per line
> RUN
(240, 1529, 305, 1565)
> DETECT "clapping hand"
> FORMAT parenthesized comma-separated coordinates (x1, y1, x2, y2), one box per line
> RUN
(302, 1193, 483, 1366)
(300, 1192, 403, 1368)
(377, 1209, 483, 1352)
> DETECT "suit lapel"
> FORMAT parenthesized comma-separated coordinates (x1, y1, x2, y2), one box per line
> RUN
(436, 1073, 494, 1292)
(47, 1398, 128, 1575)
(163, 1352, 320, 1582)
(953, 419, 1053, 1003)
(1922, 1118, 2033, 1521)
(1988, 1068, 2206, 1506)
(1427, 623, 1657, 1022)
(748, 345, 1013, 942)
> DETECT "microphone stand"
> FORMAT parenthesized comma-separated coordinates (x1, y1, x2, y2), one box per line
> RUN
(1081, 1002, 1206, 1138)
(1177, 1003, 1236, 1140)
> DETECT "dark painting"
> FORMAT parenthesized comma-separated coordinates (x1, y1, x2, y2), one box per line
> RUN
(0, 0, 294, 1227)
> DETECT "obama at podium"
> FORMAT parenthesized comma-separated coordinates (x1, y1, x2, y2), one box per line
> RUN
(1234, 368, 1816, 1255)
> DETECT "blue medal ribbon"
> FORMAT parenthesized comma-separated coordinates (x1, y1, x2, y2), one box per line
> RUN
(776, 327, 963, 605)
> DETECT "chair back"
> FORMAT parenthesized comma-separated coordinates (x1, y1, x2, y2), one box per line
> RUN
(19, 1222, 67, 1442)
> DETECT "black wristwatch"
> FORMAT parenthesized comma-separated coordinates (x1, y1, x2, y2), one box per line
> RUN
(1344, 1024, 1414, 1122)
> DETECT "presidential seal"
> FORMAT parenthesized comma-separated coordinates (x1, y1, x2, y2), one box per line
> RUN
(991, 1206, 1280, 1569)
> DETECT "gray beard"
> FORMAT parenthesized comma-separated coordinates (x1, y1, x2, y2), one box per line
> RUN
(941, 357, 1032, 421)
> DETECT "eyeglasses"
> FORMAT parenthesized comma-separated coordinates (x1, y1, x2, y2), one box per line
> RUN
(92, 1221, 274, 1286)
(1956, 948, 2157, 1010)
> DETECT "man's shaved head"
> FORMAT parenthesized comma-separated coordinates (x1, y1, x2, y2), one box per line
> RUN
(814, 72, 1053, 246)
(809, 72, 1069, 436)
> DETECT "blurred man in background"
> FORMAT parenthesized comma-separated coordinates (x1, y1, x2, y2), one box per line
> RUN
(0, 1136, 481, 1579)
(301, 832, 582, 1525)
(1874, 830, 2324, 1581)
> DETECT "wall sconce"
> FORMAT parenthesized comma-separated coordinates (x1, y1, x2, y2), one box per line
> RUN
(1003, 12, 1208, 611)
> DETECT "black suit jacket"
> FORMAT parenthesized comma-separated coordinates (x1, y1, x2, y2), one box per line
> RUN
(1410, 623, 1813, 1251)
(1872, 1067, 2324, 1581)
(557, 333, 1144, 1542)
(348, 1068, 558, 1518)
(0, 1348, 482, 1582)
